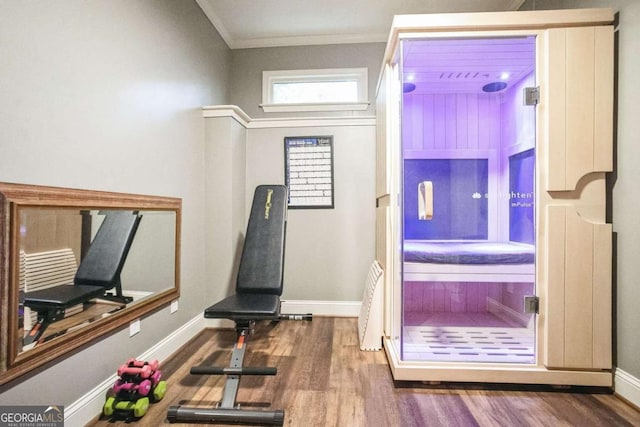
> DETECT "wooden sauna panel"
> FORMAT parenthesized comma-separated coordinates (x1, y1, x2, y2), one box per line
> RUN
(376, 64, 401, 199)
(376, 65, 389, 198)
(402, 93, 502, 151)
(546, 26, 614, 192)
(592, 223, 612, 369)
(375, 203, 388, 267)
(544, 205, 612, 370)
(593, 26, 614, 173)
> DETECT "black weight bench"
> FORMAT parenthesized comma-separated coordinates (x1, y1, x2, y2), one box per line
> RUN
(22, 210, 141, 346)
(168, 185, 311, 425)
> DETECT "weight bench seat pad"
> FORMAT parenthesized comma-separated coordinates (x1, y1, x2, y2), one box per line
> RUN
(23, 211, 141, 310)
(204, 294, 281, 320)
(20, 284, 105, 311)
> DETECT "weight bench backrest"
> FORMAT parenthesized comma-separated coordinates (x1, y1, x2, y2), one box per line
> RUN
(23, 210, 142, 311)
(236, 185, 287, 296)
(74, 210, 141, 288)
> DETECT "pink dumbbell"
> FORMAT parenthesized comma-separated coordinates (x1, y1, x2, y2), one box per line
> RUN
(113, 378, 152, 396)
(150, 370, 162, 385)
(117, 359, 159, 378)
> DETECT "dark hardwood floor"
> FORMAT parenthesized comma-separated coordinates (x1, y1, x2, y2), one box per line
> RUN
(89, 317, 640, 426)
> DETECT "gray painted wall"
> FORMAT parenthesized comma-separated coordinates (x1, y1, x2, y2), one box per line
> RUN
(0, 0, 229, 406)
(203, 117, 247, 306)
(520, 0, 640, 379)
(228, 42, 384, 301)
(245, 125, 377, 301)
(201, 118, 377, 304)
(230, 43, 386, 118)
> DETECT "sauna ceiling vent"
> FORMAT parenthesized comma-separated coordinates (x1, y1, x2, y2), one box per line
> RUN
(440, 72, 490, 80)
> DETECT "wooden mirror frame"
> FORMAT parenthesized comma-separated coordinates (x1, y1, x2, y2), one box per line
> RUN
(0, 182, 181, 385)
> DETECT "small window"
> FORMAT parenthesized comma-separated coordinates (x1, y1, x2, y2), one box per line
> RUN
(261, 68, 369, 113)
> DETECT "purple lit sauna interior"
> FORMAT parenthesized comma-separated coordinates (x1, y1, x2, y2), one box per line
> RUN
(400, 37, 537, 363)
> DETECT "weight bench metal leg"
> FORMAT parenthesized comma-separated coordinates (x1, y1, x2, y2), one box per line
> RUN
(167, 326, 284, 425)
(167, 406, 284, 425)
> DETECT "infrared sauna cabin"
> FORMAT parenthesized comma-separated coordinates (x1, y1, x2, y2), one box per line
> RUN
(375, 8, 614, 386)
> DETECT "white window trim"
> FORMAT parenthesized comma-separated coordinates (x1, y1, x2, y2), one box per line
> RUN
(260, 68, 370, 113)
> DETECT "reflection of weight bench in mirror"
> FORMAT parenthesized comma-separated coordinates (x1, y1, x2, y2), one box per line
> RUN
(22, 210, 141, 346)
(168, 185, 311, 426)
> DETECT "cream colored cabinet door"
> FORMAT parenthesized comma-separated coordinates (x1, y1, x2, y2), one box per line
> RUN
(542, 25, 614, 370)
(376, 62, 402, 341)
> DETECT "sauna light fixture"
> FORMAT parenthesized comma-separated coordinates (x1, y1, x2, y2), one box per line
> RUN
(500, 72, 510, 80)
(403, 82, 416, 93)
(482, 81, 507, 92)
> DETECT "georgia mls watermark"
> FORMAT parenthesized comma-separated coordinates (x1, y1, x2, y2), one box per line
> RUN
(0, 406, 64, 427)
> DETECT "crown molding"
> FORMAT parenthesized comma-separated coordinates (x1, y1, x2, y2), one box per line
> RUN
(231, 32, 388, 50)
(195, 0, 387, 50)
(196, 0, 528, 50)
(195, 0, 234, 48)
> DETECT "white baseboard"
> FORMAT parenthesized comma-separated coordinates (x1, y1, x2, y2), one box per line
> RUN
(64, 314, 205, 427)
(281, 300, 361, 317)
(614, 368, 640, 409)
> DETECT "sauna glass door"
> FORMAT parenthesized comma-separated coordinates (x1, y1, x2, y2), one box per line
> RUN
(399, 36, 537, 364)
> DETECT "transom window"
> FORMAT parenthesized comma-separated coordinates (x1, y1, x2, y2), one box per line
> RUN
(261, 68, 369, 112)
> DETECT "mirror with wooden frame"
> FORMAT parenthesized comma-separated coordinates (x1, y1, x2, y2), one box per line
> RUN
(0, 182, 181, 385)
